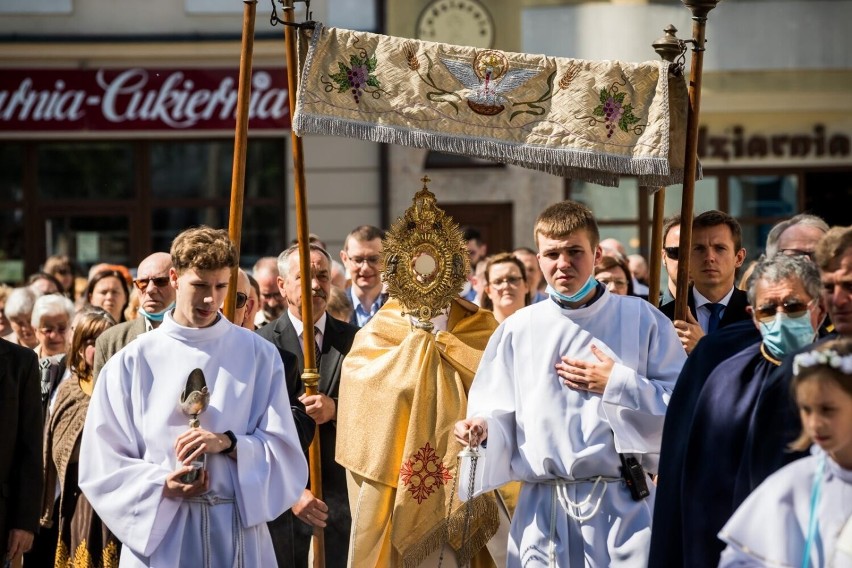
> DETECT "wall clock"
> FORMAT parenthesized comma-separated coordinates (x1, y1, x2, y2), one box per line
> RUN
(415, 0, 496, 49)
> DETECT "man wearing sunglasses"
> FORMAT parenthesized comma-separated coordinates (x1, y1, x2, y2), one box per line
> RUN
(93, 252, 175, 380)
(660, 214, 681, 305)
(660, 210, 750, 354)
(651, 253, 826, 568)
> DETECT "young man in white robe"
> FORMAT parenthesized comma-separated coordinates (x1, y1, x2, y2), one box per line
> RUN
(455, 200, 685, 567)
(79, 226, 308, 567)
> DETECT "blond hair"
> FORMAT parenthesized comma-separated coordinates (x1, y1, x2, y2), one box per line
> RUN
(171, 226, 238, 274)
(534, 201, 600, 249)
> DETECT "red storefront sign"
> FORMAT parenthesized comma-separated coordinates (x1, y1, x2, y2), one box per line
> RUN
(0, 67, 291, 132)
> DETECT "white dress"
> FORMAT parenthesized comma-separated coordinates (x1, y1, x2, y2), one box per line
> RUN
(461, 291, 685, 567)
(718, 451, 852, 568)
(79, 312, 308, 567)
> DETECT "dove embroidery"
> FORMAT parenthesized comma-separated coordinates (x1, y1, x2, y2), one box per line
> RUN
(441, 50, 540, 115)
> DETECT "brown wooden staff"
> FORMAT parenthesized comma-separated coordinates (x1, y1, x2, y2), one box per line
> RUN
(224, 0, 258, 323)
(675, 0, 720, 321)
(281, 1, 326, 565)
(648, 25, 683, 307)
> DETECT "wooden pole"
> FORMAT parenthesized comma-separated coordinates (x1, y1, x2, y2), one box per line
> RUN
(281, 3, 325, 565)
(675, 1, 719, 322)
(648, 25, 682, 307)
(224, 0, 258, 323)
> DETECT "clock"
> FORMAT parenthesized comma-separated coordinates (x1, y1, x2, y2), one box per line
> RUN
(415, 0, 495, 49)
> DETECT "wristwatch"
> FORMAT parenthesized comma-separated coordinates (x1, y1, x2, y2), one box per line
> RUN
(221, 430, 237, 454)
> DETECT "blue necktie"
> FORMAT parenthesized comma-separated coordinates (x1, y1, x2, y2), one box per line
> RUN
(706, 303, 724, 334)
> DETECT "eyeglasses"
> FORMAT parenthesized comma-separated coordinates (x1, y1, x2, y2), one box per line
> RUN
(348, 255, 381, 267)
(598, 277, 628, 289)
(490, 276, 523, 288)
(754, 299, 815, 323)
(235, 292, 248, 309)
(54, 267, 71, 276)
(39, 325, 68, 336)
(134, 276, 170, 292)
(663, 247, 679, 261)
(780, 248, 816, 261)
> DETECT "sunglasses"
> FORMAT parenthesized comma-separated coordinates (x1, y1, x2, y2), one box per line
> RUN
(236, 292, 248, 309)
(134, 276, 171, 292)
(754, 299, 814, 323)
(663, 246, 679, 261)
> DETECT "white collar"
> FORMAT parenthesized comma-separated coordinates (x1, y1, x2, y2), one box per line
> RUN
(693, 285, 735, 309)
(286, 309, 328, 339)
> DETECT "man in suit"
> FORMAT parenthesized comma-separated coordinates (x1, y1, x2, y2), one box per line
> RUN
(0, 338, 42, 566)
(660, 210, 749, 354)
(340, 225, 386, 327)
(258, 243, 359, 568)
(93, 252, 175, 379)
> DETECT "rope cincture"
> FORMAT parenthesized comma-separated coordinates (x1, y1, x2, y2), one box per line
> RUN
(186, 494, 245, 568)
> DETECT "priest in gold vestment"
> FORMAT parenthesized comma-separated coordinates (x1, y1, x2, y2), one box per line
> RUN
(336, 180, 507, 567)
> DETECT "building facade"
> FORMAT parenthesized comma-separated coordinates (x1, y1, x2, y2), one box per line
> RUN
(2, 0, 850, 282)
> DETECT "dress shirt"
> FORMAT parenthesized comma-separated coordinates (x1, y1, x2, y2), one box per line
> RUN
(693, 286, 735, 333)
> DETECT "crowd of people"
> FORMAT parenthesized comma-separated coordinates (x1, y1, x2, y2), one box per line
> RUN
(0, 200, 850, 568)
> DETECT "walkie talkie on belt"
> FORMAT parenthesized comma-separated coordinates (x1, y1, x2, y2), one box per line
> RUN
(619, 453, 650, 501)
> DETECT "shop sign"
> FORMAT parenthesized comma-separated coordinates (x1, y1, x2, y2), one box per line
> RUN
(0, 67, 290, 132)
(698, 124, 851, 164)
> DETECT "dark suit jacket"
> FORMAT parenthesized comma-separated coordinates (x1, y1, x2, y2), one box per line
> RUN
(93, 316, 147, 380)
(0, 339, 44, 559)
(257, 312, 358, 568)
(660, 285, 751, 331)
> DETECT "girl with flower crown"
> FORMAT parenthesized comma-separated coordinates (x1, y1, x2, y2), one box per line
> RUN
(717, 338, 852, 567)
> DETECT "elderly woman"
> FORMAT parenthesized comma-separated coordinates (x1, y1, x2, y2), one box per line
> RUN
(85, 269, 129, 324)
(41, 308, 118, 568)
(482, 252, 531, 323)
(4, 287, 38, 349)
(594, 254, 635, 297)
(0, 284, 13, 338)
(30, 294, 76, 419)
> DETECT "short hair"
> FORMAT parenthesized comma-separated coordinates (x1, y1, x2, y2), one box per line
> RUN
(252, 256, 279, 278)
(789, 338, 852, 451)
(85, 270, 131, 319)
(171, 226, 238, 274)
(534, 200, 600, 248)
(513, 246, 537, 256)
(693, 210, 743, 251)
(595, 254, 635, 297)
(327, 285, 354, 322)
(68, 308, 116, 380)
(246, 272, 260, 299)
(814, 226, 852, 272)
(277, 243, 333, 280)
(31, 293, 75, 327)
(0, 283, 13, 304)
(482, 252, 530, 310)
(765, 214, 830, 257)
(344, 225, 385, 250)
(662, 213, 681, 242)
(745, 254, 822, 307)
(27, 272, 64, 295)
(4, 287, 37, 319)
(463, 227, 483, 244)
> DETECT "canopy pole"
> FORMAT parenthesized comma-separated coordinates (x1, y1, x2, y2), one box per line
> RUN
(674, 1, 719, 321)
(648, 25, 683, 307)
(224, 0, 258, 322)
(282, 2, 325, 566)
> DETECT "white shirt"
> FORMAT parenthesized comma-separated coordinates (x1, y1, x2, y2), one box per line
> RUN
(287, 309, 327, 351)
(693, 286, 735, 333)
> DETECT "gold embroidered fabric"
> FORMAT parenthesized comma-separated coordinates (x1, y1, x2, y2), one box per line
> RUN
(294, 24, 693, 188)
(337, 297, 498, 566)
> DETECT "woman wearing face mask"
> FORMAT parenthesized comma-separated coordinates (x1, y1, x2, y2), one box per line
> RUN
(651, 254, 827, 568)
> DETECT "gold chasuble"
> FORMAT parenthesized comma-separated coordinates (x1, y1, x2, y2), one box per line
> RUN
(336, 297, 499, 567)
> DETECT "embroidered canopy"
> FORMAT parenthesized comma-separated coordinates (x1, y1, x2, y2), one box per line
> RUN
(293, 23, 694, 188)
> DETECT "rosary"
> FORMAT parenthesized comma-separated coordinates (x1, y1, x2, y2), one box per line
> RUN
(438, 426, 481, 568)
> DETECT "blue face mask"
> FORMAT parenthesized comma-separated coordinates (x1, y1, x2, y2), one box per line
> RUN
(759, 311, 816, 359)
(547, 275, 598, 304)
(138, 302, 175, 323)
